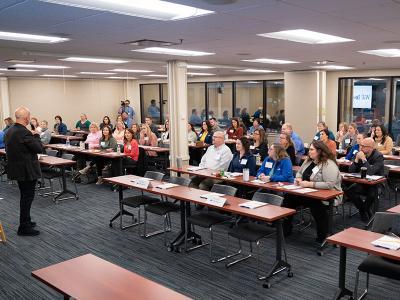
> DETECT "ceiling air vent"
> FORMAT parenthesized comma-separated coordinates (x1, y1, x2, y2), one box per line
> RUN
(122, 39, 182, 47)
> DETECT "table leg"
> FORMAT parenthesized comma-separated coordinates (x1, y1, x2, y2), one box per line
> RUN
(109, 184, 135, 228)
(54, 166, 77, 202)
(332, 246, 352, 300)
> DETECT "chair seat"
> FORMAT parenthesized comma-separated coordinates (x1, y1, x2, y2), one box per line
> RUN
(358, 255, 400, 280)
(188, 211, 231, 228)
(145, 202, 179, 215)
(228, 223, 275, 242)
(121, 195, 160, 207)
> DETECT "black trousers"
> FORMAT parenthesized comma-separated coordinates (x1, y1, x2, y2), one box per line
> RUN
(17, 180, 37, 230)
(345, 183, 377, 214)
(122, 157, 137, 174)
(283, 194, 329, 240)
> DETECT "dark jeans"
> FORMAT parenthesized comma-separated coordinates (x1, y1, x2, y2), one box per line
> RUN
(283, 194, 329, 241)
(345, 183, 378, 214)
(17, 180, 37, 230)
(95, 157, 120, 177)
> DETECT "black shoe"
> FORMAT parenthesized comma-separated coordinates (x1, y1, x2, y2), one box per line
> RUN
(30, 221, 37, 228)
(17, 228, 40, 236)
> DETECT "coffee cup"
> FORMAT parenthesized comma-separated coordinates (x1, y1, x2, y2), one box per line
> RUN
(360, 167, 367, 179)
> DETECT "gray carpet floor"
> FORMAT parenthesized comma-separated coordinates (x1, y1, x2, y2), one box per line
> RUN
(0, 177, 399, 300)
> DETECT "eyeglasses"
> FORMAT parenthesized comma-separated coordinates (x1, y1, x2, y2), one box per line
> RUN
(360, 144, 372, 148)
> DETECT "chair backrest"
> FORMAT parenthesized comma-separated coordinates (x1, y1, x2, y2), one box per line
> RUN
(46, 149, 58, 157)
(384, 159, 400, 166)
(70, 141, 80, 147)
(372, 212, 400, 235)
(211, 184, 237, 196)
(252, 192, 284, 206)
(61, 153, 75, 160)
(144, 171, 164, 181)
(168, 176, 191, 187)
(136, 147, 147, 176)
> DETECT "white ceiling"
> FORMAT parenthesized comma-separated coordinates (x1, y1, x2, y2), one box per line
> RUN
(1, 0, 400, 79)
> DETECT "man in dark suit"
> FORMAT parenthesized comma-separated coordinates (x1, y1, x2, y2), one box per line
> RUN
(4, 106, 43, 236)
(346, 137, 384, 222)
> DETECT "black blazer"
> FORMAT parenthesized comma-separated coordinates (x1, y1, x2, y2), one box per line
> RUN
(4, 123, 43, 181)
(349, 149, 384, 176)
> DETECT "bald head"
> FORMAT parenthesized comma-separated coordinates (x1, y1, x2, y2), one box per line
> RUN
(212, 131, 225, 147)
(15, 106, 30, 126)
(360, 137, 375, 156)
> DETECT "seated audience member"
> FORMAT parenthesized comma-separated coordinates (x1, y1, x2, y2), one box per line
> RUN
(345, 133, 364, 161)
(118, 99, 135, 122)
(121, 111, 133, 129)
(160, 120, 169, 144)
(122, 129, 139, 172)
(367, 119, 381, 138)
(226, 117, 244, 140)
(139, 123, 158, 156)
(95, 125, 118, 185)
(54, 115, 67, 135)
(240, 108, 251, 128)
(283, 140, 342, 243)
(116, 115, 124, 127)
(30, 117, 41, 132)
(319, 129, 337, 156)
(75, 113, 91, 131)
(85, 123, 102, 149)
(197, 121, 213, 144)
(335, 122, 348, 146)
(100, 116, 113, 131)
(112, 121, 125, 144)
(209, 117, 222, 133)
(131, 123, 141, 141)
(373, 124, 393, 155)
(228, 137, 256, 176)
(279, 132, 296, 165)
(314, 121, 335, 141)
(3, 117, 14, 135)
(219, 110, 230, 126)
(0, 130, 4, 149)
(257, 143, 294, 183)
(191, 131, 233, 190)
(341, 122, 358, 150)
(253, 107, 262, 118)
(346, 137, 384, 222)
(189, 109, 202, 126)
(38, 121, 51, 145)
(248, 118, 264, 134)
(281, 123, 305, 156)
(145, 116, 159, 137)
(251, 128, 268, 161)
(187, 123, 198, 144)
(148, 99, 160, 119)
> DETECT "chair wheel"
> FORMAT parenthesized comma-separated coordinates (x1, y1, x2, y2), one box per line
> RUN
(109, 223, 113, 228)
(287, 271, 293, 278)
(317, 250, 323, 256)
(262, 282, 271, 289)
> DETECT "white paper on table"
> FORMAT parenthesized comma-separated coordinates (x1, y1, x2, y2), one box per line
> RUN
(366, 175, 384, 180)
(342, 173, 361, 178)
(371, 235, 400, 250)
(130, 178, 153, 189)
(239, 201, 268, 209)
(295, 188, 318, 194)
(204, 196, 226, 207)
(251, 179, 265, 184)
(200, 192, 225, 199)
(282, 184, 301, 190)
(156, 183, 179, 190)
(385, 164, 400, 169)
(225, 172, 242, 177)
(187, 166, 207, 171)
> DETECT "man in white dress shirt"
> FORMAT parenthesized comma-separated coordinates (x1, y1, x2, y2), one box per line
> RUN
(191, 131, 233, 190)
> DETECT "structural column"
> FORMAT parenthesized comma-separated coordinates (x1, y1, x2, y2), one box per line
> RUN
(0, 77, 10, 129)
(167, 60, 189, 166)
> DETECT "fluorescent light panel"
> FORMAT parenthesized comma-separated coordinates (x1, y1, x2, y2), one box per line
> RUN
(110, 69, 153, 73)
(0, 31, 68, 43)
(358, 49, 400, 57)
(12, 64, 70, 69)
(133, 47, 214, 56)
(242, 58, 298, 64)
(41, 74, 77, 77)
(236, 69, 276, 73)
(107, 76, 137, 79)
(0, 68, 37, 72)
(310, 65, 353, 70)
(187, 64, 215, 69)
(79, 72, 116, 75)
(258, 29, 354, 44)
(187, 72, 215, 76)
(39, 0, 213, 21)
(61, 57, 128, 64)
(143, 74, 167, 77)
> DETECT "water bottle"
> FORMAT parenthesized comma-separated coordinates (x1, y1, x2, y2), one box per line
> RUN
(243, 168, 250, 182)
(79, 141, 84, 150)
(66, 137, 70, 147)
(117, 144, 121, 154)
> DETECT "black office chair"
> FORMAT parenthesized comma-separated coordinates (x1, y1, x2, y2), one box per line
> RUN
(384, 159, 400, 205)
(225, 192, 288, 279)
(143, 176, 192, 245)
(119, 171, 164, 231)
(186, 184, 237, 263)
(353, 212, 400, 300)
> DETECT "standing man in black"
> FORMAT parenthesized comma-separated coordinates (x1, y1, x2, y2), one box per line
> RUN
(346, 137, 384, 222)
(5, 106, 43, 236)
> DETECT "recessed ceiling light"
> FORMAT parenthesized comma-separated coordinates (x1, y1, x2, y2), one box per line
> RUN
(187, 72, 215, 76)
(358, 49, 400, 57)
(143, 74, 168, 77)
(39, 0, 214, 21)
(310, 65, 353, 70)
(12, 64, 70, 69)
(109, 69, 153, 73)
(41, 74, 77, 78)
(187, 64, 215, 69)
(0, 31, 69, 43)
(79, 72, 116, 75)
(133, 47, 215, 56)
(106, 76, 137, 79)
(0, 68, 37, 72)
(242, 58, 298, 64)
(236, 69, 276, 73)
(5, 59, 36, 63)
(258, 29, 354, 44)
(61, 57, 129, 64)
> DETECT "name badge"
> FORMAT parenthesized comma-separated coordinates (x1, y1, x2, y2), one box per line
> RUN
(312, 166, 319, 174)
(250, 145, 255, 150)
(353, 150, 358, 154)
(132, 179, 153, 189)
(144, 137, 149, 141)
(265, 161, 273, 168)
(378, 143, 382, 147)
(100, 141, 106, 147)
(314, 136, 318, 140)
(345, 139, 350, 144)
(240, 159, 248, 165)
(230, 130, 234, 133)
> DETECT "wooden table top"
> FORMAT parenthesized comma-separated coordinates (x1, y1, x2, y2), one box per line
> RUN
(168, 166, 342, 201)
(104, 175, 296, 222)
(327, 227, 400, 261)
(51, 134, 84, 141)
(139, 145, 170, 153)
(46, 144, 126, 158)
(0, 149, 75, 166)
(387, 204, 400, 213)
(32, 254, 190, 300)
(340, 173, 386, 185)
(383, 154, 400, 161)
